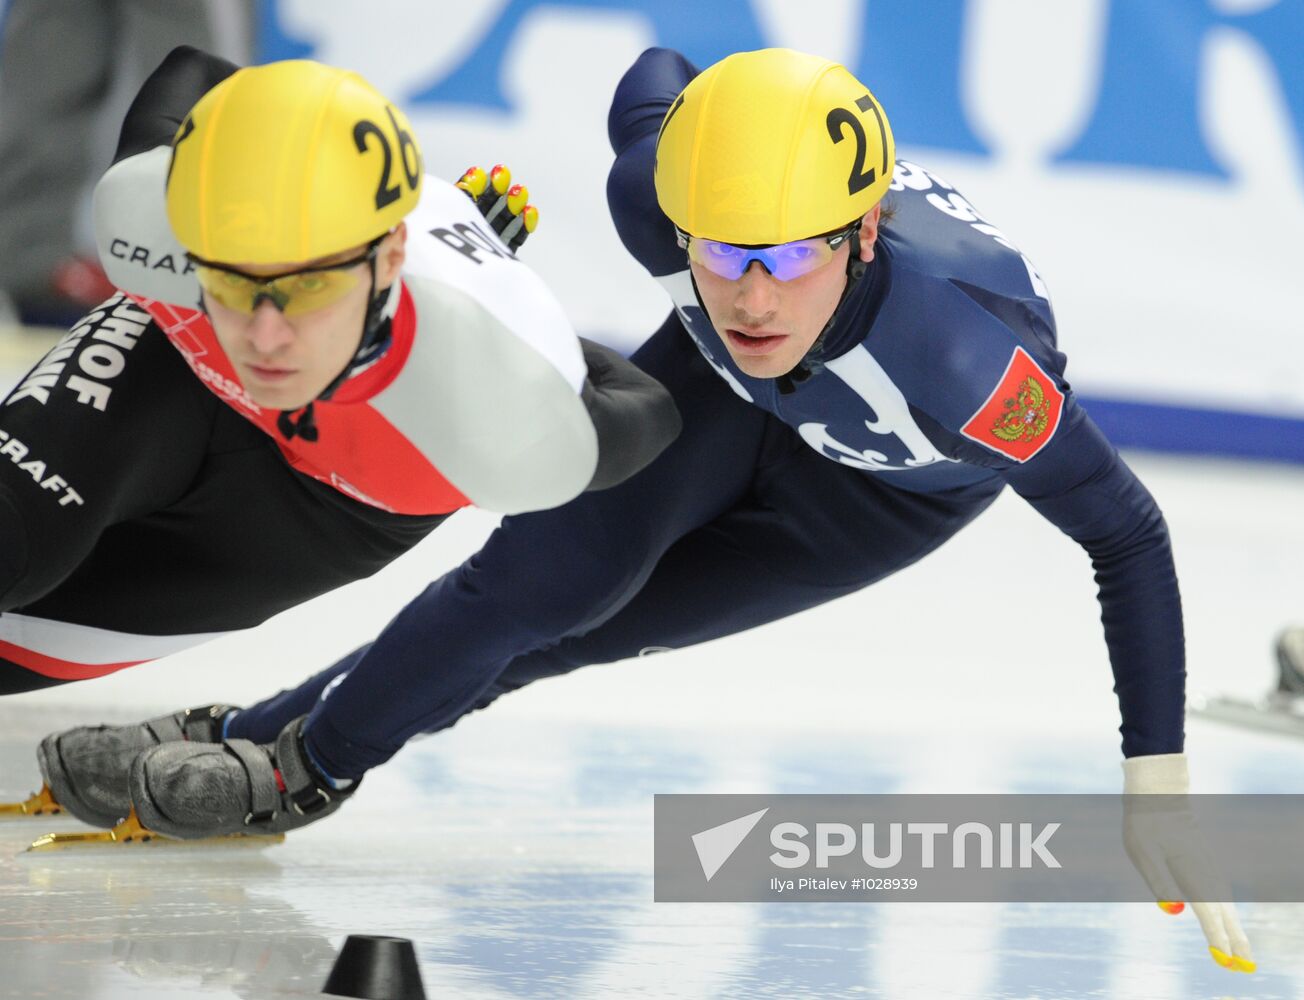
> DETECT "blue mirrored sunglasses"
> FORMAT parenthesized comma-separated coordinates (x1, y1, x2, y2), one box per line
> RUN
(677, 223, 858, 282)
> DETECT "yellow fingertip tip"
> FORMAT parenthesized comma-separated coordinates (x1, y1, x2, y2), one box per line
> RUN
(459, 166, 487, 197)
(523, 205, 539, 232)
(1157, 901, 1184, 915)
(506, 185, 528, 214)
(1209, 947, 1256, 973)
(490, 164, 511, 193)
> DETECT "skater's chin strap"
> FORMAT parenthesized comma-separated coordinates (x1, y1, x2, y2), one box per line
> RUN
(776, 231, 872, 396)
(276, 404, 319, 443)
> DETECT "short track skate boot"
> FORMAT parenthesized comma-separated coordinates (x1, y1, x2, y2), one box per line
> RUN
(1276, 628, 1304, 695)
(33, 705, 236, 828)
(129, 716, 354, 839)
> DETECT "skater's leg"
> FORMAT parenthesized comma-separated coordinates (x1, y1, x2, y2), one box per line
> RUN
(306, 416, 1001, 779)
(225, 646, 369, 744)
(469, 433, 1004, 714)
(0, 302, 220, 692)
(302, 318, 768, 779)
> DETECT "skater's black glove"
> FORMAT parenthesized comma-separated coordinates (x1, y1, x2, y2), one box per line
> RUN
(456, 164, 539, 253)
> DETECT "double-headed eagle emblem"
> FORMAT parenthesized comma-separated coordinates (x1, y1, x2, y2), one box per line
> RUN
(990, 375, 1051, 443)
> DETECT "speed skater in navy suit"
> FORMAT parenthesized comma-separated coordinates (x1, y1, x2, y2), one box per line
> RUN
(30, 45, 1256, 974)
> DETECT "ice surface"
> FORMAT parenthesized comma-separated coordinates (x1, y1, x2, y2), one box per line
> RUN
(2, 447, 1304, 997)
(4, 712, 1304, 998)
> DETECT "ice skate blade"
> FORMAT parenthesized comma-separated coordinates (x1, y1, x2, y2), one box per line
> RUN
(25, 808, 285, 853)
(1189, 692, 1304, 739)
(0, 784, 64, 819)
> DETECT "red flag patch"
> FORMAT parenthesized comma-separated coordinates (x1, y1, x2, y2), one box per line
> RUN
(961, 347, 1064, 462)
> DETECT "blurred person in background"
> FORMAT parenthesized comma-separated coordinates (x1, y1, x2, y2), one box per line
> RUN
(0, 0, 249, 330)
(1275, 627, 1304, 694)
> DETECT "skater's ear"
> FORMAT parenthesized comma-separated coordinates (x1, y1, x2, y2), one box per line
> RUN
(375, 224, 407, 289)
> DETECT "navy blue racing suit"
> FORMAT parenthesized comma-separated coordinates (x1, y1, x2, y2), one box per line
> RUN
(230, 48, 1184, 771)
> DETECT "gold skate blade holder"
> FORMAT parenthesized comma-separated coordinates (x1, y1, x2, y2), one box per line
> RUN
(26, 808, 286, 853)
(0, 784, 63, 818)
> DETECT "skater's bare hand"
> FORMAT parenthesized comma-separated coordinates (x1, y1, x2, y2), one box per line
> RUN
(1121, 753, 1255, 973)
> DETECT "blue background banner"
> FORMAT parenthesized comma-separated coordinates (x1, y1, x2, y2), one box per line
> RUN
(179, 1, 1304, 462)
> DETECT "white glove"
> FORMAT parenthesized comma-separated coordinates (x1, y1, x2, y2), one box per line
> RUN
(1122, 752, 1255, 973)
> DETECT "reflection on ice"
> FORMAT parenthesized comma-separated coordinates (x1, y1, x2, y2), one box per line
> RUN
(4, 714, 1304, 999)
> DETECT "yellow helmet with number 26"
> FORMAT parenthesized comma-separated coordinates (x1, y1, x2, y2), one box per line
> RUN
(654, 48, 894, 246)
(166, 60, 422, 264)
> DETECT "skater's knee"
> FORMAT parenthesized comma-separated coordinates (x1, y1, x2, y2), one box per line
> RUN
(493, 646, 578, 696)
(0, 492, 76, 612)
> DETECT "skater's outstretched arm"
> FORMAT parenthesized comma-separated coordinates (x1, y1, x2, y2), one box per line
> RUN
(1001, 406, 1184, 759)
(452, 161, 681, 495)
(112, 46, 238, 166)
(577, 336, 681, 490)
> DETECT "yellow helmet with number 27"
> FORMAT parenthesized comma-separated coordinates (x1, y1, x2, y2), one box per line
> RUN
(166, 60, 423, 264)
(654, 48, 894, 246)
